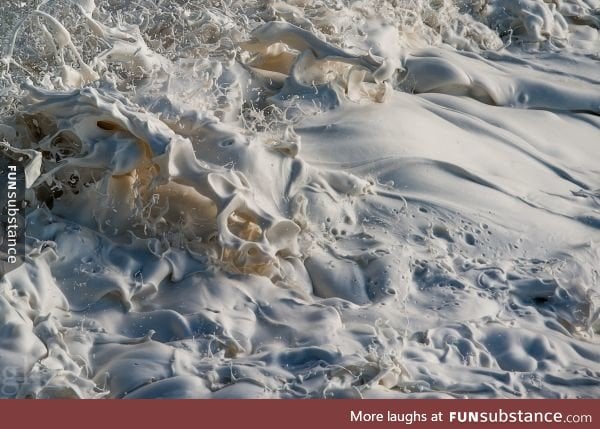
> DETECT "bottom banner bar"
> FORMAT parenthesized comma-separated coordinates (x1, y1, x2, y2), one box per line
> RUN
(0, 399, 596, 429)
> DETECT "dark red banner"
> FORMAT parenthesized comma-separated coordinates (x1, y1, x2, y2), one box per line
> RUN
(0, 400, 597, 429)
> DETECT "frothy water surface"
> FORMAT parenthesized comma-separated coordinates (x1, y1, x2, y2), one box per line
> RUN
(0, 0, 599, 398)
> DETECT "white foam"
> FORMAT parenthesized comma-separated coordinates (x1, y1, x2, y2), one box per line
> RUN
(0, 0, 599, 398)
